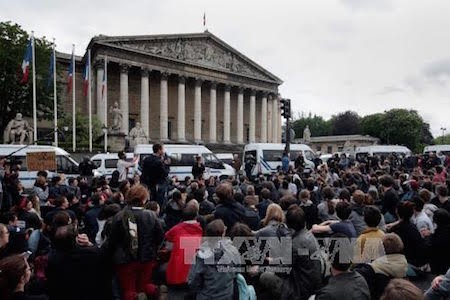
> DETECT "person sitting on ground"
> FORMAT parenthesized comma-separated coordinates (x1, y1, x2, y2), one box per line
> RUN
(312, 201, 357, 238)
(314, 234, 370, 300)
(349, 190, 368, 236)
(165, 204, 203, 299)
(419, 188, 438, 220)
(317, 186, 339, 222)
(256, 188, 272, 220)
(354, 206, 385, 264)
(354, 233, 408, 300)
(188, 219, 240, 299)
(431, 185, 450, 213)
(425, 267, 450, 300)
(298, 189, 319, 229)
(380, 278, 424, 300)
(411, 196, 434, 237)
(214, 183, 246, 232)
(164, 190, 186, 230)
(0, 254, 49, 300)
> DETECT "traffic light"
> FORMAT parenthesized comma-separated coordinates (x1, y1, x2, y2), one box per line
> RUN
(280, 98, 291, 119)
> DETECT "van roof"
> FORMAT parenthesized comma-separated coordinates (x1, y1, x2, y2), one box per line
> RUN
(91, 152, 133, 160)
(424, 145, 450, 153)
(0, 145, 71, 156)
(243, 143, 313, 151)
(355, 145, 411, 153)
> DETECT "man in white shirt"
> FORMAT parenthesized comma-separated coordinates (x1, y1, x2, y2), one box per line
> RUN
(116, 151, 135, 181)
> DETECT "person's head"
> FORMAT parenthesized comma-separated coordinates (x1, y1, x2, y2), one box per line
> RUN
(382, 233, 404, 254)
(205, 219, 226, 237)
(433, 208, 450, 228)
(54, 196, 69, 209)
(338, 188, 351, 202)
(299, 189, 310, 202)
(35, 175, 47, 188)
(263, 203, 285, 226)
(380, 278, 424, 300)
(193, 189, 205, 202)
(98, 204, 121, 221)
(328, 234, 352, 273)
(0, 254, 31, 298)
(336, 201, 352, 220)
(352, 190, 365, 205)
(246, 185, 255, 196)
(146, 201, 160, 215)
(419, 189, 431, 203)
(436, 165, 443, 174)
(90, 193, 105, 207)
(52, 211, 71, 228)
(182, 202, 199, 221)
(228, 222, 253, 238)
(118, 151, 126, 160)
(380, 175, 394, 188)
(0, 224, 9, 247)
(411, 197, 424, 212)
(152, 143, 164, 155)
(286, 205, 305, 232)
(322, 186, 334, 201)
(437, 184, 448, 198)
(260, 188, 271, 200)
(126, 184, 149, 206)
(364, 206, 382, 227)
(280, 195, 296, 211)
(397, 201, 415, 221)
(215, 183, 233, 204)
(53, 224, 77, 251)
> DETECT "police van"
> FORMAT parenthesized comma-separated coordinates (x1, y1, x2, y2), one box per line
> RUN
(0, 145, 79, 189)
(242, 143, 316, 175)
(423, 145, 450, 155)
(134, 144, 235, 181)
(355, 145, 412, 162)
(90, 152, 135, 179)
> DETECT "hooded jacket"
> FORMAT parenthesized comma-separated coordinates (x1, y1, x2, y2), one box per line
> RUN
(165, 221, 203, 285)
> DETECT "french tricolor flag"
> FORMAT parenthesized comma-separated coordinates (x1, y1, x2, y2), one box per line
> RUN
(83, 59, 89, 97)
(67, 53, 74, 93)
(101, 64, 106, 100)
(20, 39, 32, 84)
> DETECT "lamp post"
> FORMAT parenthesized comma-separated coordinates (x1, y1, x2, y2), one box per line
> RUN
(441, 127, 447, 144)
(102, 125, 108, 153)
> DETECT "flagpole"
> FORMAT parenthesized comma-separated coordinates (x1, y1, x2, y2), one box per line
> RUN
(88, 49, 92, 152)
(72, 44, 76, 152)
(104, 56, 108, 153)
(53, 38, 58, 147)
(31, 31, 37, 143)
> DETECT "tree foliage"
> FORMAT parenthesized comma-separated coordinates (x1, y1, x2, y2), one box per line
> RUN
(291, 113, 331, 137)
(330, 110, 361, 135)
(433, 134, 450, 145)
(0, 21, 54, 140)
(59, 113, 103, 149)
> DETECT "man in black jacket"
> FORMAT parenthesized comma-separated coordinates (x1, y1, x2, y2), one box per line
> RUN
(141, 143, 169, 207)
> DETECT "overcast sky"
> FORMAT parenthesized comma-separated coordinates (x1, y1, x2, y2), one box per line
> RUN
(2, 0, 450, 137)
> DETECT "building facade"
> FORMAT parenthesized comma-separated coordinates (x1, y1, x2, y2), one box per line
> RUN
(57, 31, 283, 145)
(295, 134, 380, 154)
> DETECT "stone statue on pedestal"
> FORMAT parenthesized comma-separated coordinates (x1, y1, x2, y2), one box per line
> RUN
(303, 125, 311, 142)
(3, 113, 33, 144)
(129, 122, 148, 148)
(109, 102, 122, 133)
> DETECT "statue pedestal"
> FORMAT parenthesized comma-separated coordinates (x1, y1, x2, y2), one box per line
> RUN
(108, 133, 127, 152)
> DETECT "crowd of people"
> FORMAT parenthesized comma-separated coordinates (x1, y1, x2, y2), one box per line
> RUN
(0, 144, 450, 300)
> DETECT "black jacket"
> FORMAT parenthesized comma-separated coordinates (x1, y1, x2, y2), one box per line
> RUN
(141, 154, 168, 187)
(105, 206, 164, 264)
(315, 271, 370, 300)
(392, 221, 428, 267)
(214, 200, 246, 231)
(430, 225, 450, 274)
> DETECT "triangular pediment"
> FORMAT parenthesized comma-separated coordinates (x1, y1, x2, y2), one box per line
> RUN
(94, 32, 282, 83)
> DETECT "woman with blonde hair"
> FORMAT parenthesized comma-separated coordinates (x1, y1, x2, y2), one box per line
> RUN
(256, 203, 289, 238)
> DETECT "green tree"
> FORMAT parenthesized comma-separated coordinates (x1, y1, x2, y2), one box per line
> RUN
(361, 113, 384, 138)
(330, 110, 361, 135)
(0, 21, 54, 140)
(433, 134, 450, 145)
(59, 113, 103, 150)
(291, 113, 331, 137)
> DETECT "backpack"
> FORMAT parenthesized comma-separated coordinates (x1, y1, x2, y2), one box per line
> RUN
(236, 274, 256, 300)
(120, 208, 139, 260)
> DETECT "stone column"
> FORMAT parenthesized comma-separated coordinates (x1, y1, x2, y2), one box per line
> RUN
(272, 96, 278, 143)
(209, 82, 217, 143)
(177, 76, 186, 142)
(194, 79, 203, 143)
(260, 92, 268, 143)
(267, 96, 273, 142)
(236, 87, 244, 144)
(160, 72, 169, 141)
(223, 85, 231, 144)
(119, 64, 129, 134)
(95, 59, 105, 125)
(249, 90, 256, 143)
(278, 96, 282, 142)
(140, 68, 150, 139)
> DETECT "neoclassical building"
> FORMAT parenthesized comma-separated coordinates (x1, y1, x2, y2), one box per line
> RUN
(58, 31, 283, 144)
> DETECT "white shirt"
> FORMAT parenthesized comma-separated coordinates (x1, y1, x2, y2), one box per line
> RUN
(117, 159, 134, 181)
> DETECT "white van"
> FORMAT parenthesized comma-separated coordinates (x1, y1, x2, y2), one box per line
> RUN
(355, 145, 412, 161)
(0, 145, 79, 189)
(216, 153, 234, 166)
(91, 152, 135, 179)
(242, 143, 316, 175)
(134, 144, 235, 181)
(424, 145, 450, 155)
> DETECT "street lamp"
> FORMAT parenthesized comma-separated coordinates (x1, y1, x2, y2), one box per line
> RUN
(440, 127, 447, 144)
(102, 125, 108, 153)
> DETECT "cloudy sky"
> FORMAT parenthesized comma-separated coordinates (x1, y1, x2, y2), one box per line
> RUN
(2, 0, 450, 137)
